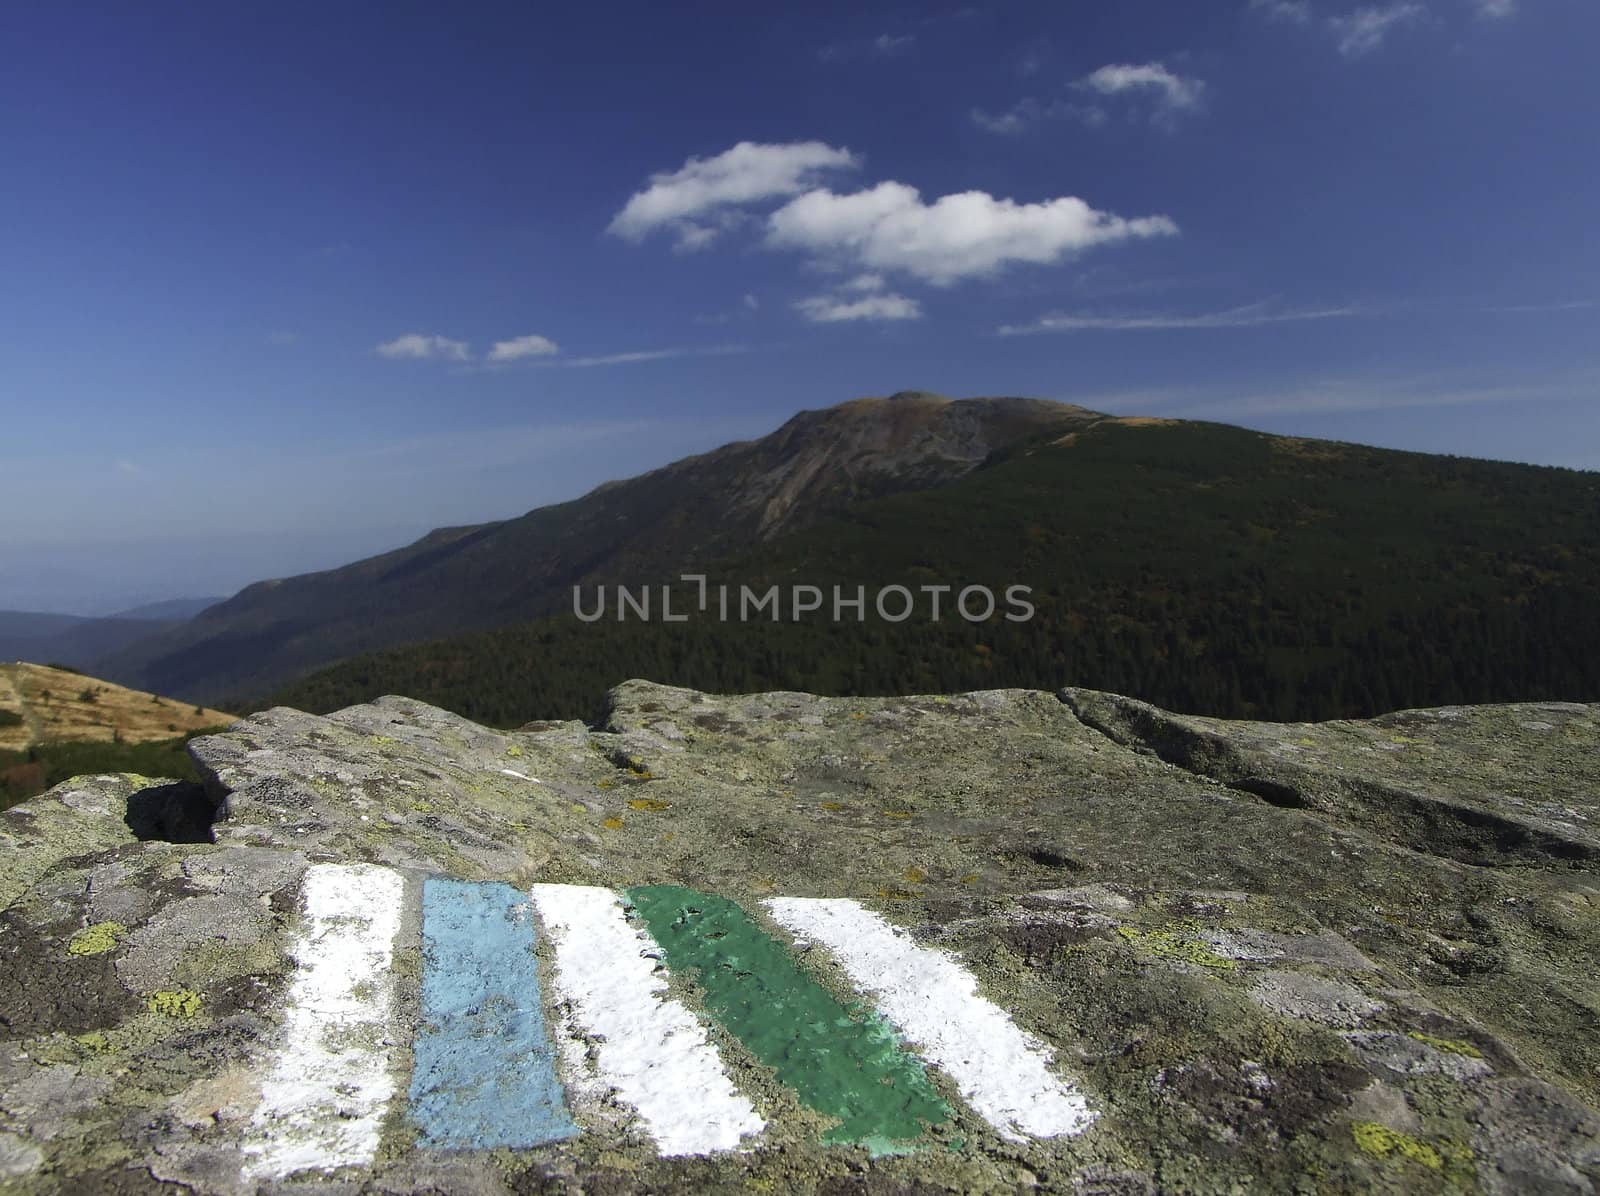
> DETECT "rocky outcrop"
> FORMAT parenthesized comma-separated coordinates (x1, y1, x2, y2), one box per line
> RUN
(0, 682, 1596, 1194)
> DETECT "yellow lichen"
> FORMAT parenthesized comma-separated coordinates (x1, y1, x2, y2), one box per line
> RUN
(73, 1031, 115, 1052)
(1407, 1031, 1484, 1059)
(67, 922, 127, 957)
(147, 990, 204, 1019)
(1352, 1122, 1443, 1171)
(627, 798, 671, 812)
(819, 801, 846, 811)
(959, 874, 979, 885)
(505, 745, 524, 758)
(1116, 925, 1236, 970)
(601, 816, 625, 830)
(881, 809, 914, 820)
(902, 866, 928, 883)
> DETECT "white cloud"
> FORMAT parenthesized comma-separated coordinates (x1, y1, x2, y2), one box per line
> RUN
(1329, 4, 1425, 56)
(1017, 38, 1052, 77)
(1053, 366, 1600, 423)
(819, 32, 915, 62)
(1078, 62, 1206, 111)
(1171, 375, 1592, 418)
(795, 267, 919, 324)
(797, 292, 923, 323)
(975, 64, 1204, 137)
(608, 141, 859, 244)
(375, 333, 470, 361)
(377, 330, 561, 365)
(998, 302, 1358, 335)
(766, 182, 1178, 286)
(1471, 0, 1516, 16)
(970, 100, 1039, 135)
(972, 98, 1112, 135)
(671, 223, 719, 252)
(561, 344, 749, 368)
(1487, 299, 1595, 313)
(1252, 0, 1314, 21)
(694, 295, 761, 325)
(487, 333, 560, 363)
(1061, 103, 1111, 129)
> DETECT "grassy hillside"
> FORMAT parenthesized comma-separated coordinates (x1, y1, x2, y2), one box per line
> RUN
(0, 663, 235, 809)
(0, 663, 233, 752)
(263, 419, 1600, 727)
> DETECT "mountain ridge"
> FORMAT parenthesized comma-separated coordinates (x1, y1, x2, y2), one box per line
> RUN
(0, 612, 180, 673)
(99, 394, 1101, 701)
(263, 417, 1600, 728)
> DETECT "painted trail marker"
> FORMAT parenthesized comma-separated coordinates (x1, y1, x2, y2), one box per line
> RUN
(242, 875, 1095, 1179)
(241, 863, 405, 1179)
(624, 885, 954, 1156)
(409, 878, 579, 1149)
(766, 896, 1097, 1140)
(531, 883, 765, 1155)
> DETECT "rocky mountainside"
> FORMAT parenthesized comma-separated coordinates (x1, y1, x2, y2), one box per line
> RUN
(99, 393, 1095, 704)
(1, 681, 1595, 1194)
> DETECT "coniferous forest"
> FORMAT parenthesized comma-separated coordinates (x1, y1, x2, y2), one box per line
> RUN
(262, 420, 1600, 728)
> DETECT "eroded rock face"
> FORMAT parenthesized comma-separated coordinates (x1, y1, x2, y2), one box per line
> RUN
(0, 682, 1595, 1195)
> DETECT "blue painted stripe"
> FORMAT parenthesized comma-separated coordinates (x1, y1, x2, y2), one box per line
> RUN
(409, 878, 579, 1149)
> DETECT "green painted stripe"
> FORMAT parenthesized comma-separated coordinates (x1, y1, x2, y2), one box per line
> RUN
(624, 885, 951, 1154)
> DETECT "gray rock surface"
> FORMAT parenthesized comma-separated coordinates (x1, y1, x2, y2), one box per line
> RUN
(0, 680, 1596, 1194)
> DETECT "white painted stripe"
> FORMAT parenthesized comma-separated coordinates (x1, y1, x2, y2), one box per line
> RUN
(242, 863, 405, 1178)
(765, 897, 1096, 1141)
(530, 884, 765, 1155)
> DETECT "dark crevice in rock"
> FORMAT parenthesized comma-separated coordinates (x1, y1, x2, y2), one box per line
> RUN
(124, 782, 218, 844)
(1025, 844, 1081, 870)
(1058, 687, 1596, 872)
(1229, 777, 1311, 810)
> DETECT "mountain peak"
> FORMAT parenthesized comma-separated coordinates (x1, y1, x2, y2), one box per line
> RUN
(101, 395, 1100, 701)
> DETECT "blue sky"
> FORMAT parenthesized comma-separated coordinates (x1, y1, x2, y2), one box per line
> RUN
(2, 0, 1596, 613)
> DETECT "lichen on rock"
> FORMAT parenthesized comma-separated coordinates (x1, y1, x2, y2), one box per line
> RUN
(0, 680, 1593, 1194)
